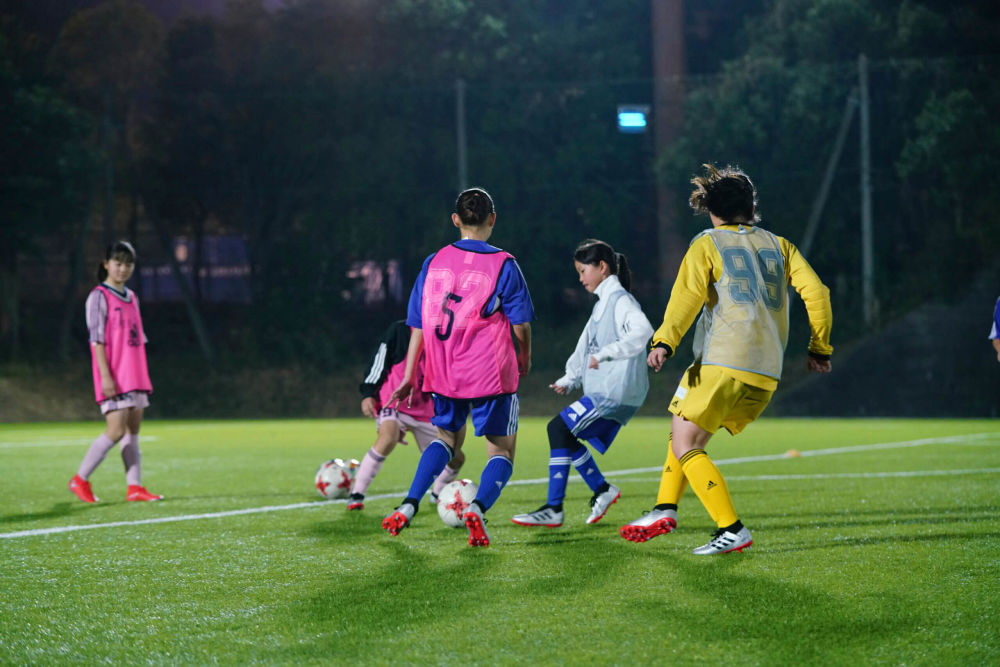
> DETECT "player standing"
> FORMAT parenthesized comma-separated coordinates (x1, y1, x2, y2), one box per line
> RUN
(384, 187, 534, 547)
(68, 241, 162, 503)
(510, 239, 653, 528)
(347, 320, 466, 510)
(620, 164, 833, 554)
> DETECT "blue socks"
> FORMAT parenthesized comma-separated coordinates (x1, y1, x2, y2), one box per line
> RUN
(571, 445, 605, 492)
(546, 448, 572, 507)
(405, 440, 452, 504)
(473, 455, 513, 511)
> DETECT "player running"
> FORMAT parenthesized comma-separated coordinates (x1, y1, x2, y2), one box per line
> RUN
(383, 187, 534, 547)
(510, 239, 652, 528)
(347, 320, 465, 510)
(620, 164, 833, 554)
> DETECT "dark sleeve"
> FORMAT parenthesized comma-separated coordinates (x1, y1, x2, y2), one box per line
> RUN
(358, 320, 410, 398)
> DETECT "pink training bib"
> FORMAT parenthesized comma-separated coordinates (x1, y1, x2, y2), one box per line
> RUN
(420, 244, 519, 398)
(90, 285, 153, 402)
(378, 340, 434, 421)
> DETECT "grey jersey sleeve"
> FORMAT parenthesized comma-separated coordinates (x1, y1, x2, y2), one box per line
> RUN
(85, 290, 107, 344)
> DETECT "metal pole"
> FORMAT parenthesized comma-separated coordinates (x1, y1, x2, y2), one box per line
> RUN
(455, 78, 467, 191)
(651, 0, 686, 294)
(858, 54, 874, 327)
(800, 88, 858, 258)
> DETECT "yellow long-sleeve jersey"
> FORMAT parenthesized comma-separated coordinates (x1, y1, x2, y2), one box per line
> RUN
(652, 224, 833, 391)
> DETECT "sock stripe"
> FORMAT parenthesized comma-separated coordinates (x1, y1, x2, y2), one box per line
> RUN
(679, 449, 706, 466)
(430, 439, 454, 461)
(487, 455, 513, 469)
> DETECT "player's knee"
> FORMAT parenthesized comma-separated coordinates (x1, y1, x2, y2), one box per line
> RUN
(546, 416, 577, 450)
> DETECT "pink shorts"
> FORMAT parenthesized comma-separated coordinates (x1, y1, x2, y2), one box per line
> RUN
(376, 407, 438, 450)
(99, 390, 150, 415)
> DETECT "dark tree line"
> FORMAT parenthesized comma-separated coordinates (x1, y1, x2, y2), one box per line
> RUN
(1, 0, 998, 371)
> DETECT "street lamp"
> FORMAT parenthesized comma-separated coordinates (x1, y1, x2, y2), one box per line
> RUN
(617, 104, 650, 134)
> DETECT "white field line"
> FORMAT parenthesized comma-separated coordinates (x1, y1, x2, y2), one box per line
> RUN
(1, 431, 997, 540)
(507, 431, 999, 485)
(0, 496, 393, 539)
(0, 436, 159, 449)
(623, 468, 1000, 484)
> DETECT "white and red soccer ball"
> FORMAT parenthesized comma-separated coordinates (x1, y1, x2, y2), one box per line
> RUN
(436, 479, 478, 528)
(315, 458, 359, 499)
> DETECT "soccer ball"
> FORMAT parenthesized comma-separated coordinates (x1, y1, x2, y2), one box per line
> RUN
(436, 479, 478, 528)
(315, 458, 359, 499)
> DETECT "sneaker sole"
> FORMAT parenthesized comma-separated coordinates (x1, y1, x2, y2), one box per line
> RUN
(346, 503, 364, 511)
(585, 490, 620, 525)
(719, 538, 753, 555)
(510, 518, 562, 528)
(381, 513, 410, 536)
(619, 518, 676, 543)
(126, 496, 163, 502)
(465, 513, 490, 547)
(693, 538, 753, 555)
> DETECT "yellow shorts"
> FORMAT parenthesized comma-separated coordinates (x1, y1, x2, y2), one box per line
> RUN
(668, 364, 773, 435)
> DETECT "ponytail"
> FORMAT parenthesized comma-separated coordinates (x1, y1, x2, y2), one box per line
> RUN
(614, 252, 632, 292)
(573, 239, 633, 292)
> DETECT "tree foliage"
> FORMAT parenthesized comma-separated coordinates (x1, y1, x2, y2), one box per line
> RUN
(659, 0, 1000, 335)
(1, 0, 998, 366)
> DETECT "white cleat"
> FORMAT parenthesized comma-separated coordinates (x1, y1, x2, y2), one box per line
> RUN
(585, 484, 620, 524)
(692, 526, 753, 555)
(511, 505, 564, 528)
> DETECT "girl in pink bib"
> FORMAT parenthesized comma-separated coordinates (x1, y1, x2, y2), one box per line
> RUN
(69, 241, 162, 503)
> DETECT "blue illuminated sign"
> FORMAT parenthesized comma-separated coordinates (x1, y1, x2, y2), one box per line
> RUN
(617, 105, 650, 134)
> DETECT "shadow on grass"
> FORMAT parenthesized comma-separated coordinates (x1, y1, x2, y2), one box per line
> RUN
(261, 512, 631, 662)
(756, 501, 995, 529)
(0, 501, 102, 525)
(767, 529, 1000, 553)
(619, 555, 924, 663)
(0, 492, 327, 528)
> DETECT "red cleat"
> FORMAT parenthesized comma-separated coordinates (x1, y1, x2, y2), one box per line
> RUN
(464, 504, 491, 547)
(126, 485, 163, 502)
(619, 508, 677, 543)
(68, 475, 98, 503)
(382, 503, 415, 536)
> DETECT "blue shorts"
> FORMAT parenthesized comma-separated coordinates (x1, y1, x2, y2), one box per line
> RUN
(432, 394, 519, 437)
(559, 396, 623, 455)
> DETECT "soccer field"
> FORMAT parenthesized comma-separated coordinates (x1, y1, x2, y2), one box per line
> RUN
(2, 418, 998, 665)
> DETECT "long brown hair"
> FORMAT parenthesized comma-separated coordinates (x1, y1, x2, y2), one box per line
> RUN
(689, 163, 759, 224)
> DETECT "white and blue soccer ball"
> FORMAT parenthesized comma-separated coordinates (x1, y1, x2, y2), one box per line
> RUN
(436, 479, 478, 528)
(315, 458, 358, 499)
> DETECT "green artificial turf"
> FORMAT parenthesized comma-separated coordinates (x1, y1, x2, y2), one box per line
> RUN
(1, 418, 998, 665)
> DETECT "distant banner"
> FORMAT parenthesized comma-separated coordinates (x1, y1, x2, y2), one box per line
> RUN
(139, 236, 251, 303)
